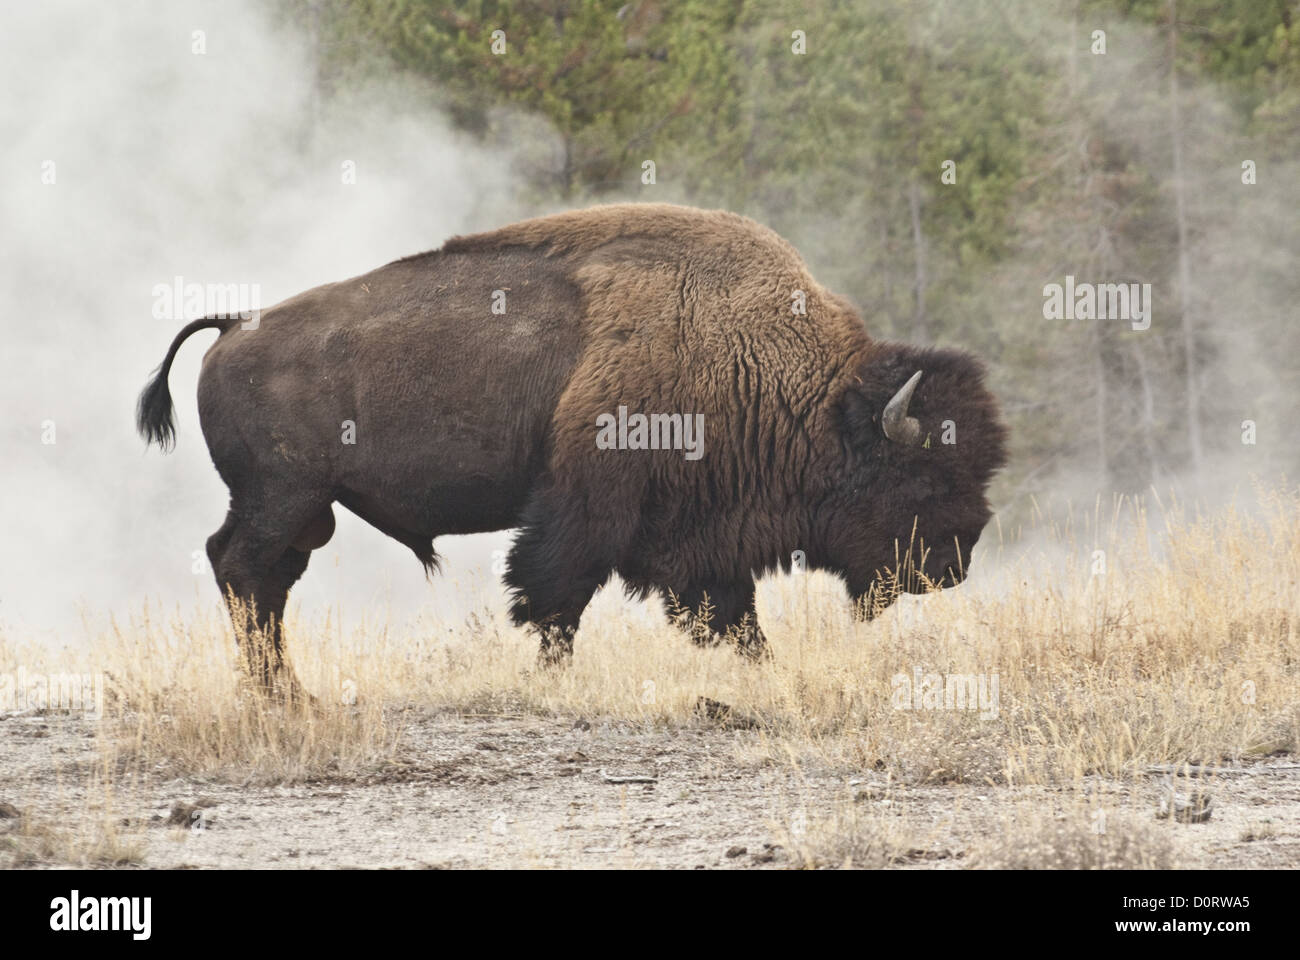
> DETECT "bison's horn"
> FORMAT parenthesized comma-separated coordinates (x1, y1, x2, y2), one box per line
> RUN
(882, 370, 923, 445)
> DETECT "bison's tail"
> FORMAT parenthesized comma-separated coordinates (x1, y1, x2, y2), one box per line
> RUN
(136, 317, 235, 451)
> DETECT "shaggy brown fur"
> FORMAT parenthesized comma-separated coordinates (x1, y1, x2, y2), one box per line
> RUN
(138, 203, 1006, 686)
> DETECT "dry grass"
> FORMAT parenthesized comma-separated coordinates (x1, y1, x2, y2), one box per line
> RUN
(1238, 820, 1278, 843)
(2, 487, 1298, 866)
(0, 759, 146, 868)
(968, 803, 1182, 869)
(777, 793, 1184, 870)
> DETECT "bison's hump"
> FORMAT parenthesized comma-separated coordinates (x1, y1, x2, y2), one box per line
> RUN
(437, 202, 799, 263)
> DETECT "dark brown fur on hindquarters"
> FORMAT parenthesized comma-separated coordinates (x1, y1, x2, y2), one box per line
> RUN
(137, 203, 1007, 681)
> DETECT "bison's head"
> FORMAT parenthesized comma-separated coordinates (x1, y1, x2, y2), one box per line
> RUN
(826, 344, 1007, 613)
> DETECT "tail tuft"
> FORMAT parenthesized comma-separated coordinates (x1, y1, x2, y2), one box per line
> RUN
(136, 364, 176, 450)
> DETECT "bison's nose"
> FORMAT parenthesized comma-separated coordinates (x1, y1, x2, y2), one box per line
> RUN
(920, 543, 972, 589)
(901, 552, 955, 593)
(940, 537, 979, 586)
(925, 556, 962, 589)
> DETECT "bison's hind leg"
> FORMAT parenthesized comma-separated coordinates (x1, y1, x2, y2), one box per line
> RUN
(664, 581, 769, 661)
(207, 496, 332, 701)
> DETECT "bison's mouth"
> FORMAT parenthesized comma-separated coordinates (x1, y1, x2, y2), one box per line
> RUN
(919, 534, 979, 591)
(911, 558, 965, 591)
(893, 536, 976, 593)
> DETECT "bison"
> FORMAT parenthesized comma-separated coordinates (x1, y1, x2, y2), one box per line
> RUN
(137, 203, 1007, 698)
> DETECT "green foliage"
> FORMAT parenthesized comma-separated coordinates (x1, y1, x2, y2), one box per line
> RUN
(282, 0, 1300, 502)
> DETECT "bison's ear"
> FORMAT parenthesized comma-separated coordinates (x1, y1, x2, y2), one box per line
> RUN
(837, 382, 878, 447)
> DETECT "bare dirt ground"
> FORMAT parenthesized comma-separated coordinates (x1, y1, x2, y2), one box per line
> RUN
(4, 707, 1298, 869)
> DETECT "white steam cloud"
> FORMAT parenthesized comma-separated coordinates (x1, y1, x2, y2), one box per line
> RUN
(0, 0, 534, 643)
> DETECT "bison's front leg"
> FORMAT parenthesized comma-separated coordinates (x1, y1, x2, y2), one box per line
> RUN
(535, 621, 578, 666)
(505, 581, 599, 667)
(666, 581, 770, 661)
(503, 498, 613, 666)
(847, 573, 902, 623)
